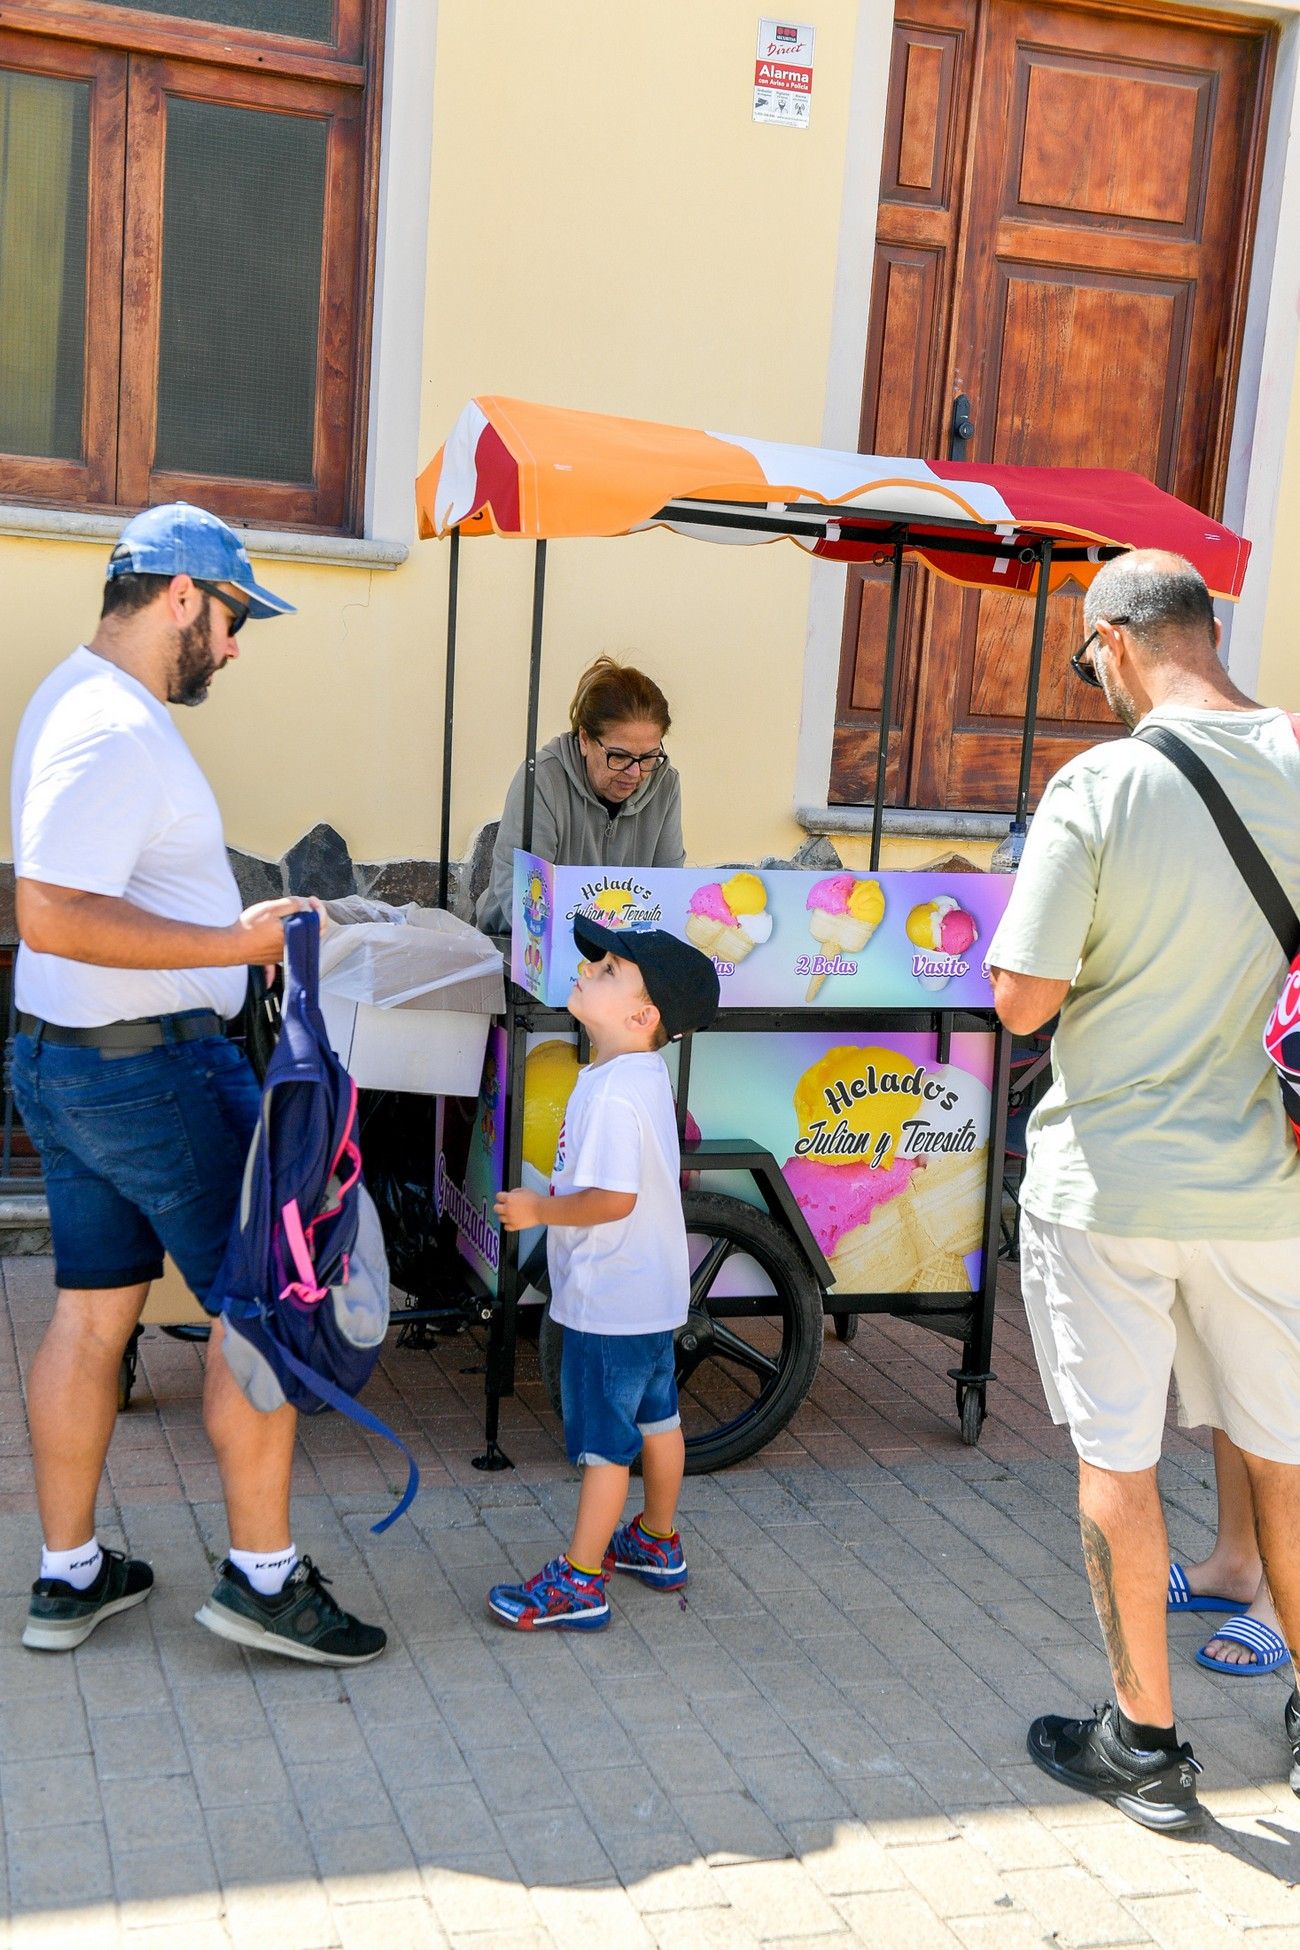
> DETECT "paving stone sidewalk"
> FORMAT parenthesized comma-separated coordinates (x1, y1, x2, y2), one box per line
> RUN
(2, 1252, 1298, 1949)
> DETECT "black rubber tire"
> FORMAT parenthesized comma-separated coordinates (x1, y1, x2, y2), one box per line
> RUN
(832, 1311, 859, 1344)
(959, 1385, 985, 1446)
(538, 1190, 825, 1475)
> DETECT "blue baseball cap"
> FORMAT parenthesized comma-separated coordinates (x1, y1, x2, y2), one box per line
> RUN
(106, 502, 295, 620)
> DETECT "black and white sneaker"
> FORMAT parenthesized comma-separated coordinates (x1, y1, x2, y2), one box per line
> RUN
(1027, 1702, 1204, 1833)
(195, 1555, 386, 1666)
(1284, 1689, 1300, 1799)
(23, 1549, 154, 1651)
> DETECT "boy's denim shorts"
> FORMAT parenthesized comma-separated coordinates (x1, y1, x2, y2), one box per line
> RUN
(11, 1030, 260, 1303)
(560, 1324, 681, 1467)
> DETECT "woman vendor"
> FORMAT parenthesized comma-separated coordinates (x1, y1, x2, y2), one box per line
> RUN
(476, 656, 685, 934)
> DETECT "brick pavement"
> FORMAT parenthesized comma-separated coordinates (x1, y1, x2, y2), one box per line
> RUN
(2, 1252, 1299, 1948)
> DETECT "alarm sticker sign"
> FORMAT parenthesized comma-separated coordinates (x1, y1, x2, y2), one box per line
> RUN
(754, 18, 816, 127)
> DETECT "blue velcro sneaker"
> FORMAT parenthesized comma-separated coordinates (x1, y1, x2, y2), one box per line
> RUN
(487, 1557, 610, 1631)
(603, 1514, 688, 1590)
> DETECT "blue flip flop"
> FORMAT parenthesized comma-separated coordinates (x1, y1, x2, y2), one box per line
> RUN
(1167, 1561, 1250, 1615)
(1194, 1613, 1291, 1675)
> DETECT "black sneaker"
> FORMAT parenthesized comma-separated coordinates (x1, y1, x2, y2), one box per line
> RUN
(23, 1548, 153, 1651)
(1284, 1689, 1300, 1798)
(194, 1555, 386, 1666)
(1027, 1703, 1204, 1833)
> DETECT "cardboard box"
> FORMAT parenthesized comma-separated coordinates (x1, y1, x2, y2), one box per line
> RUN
(320, 990, 492, 1096)
(318, 904, 504, 1096)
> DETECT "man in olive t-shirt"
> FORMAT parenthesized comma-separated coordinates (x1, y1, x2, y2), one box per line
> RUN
(988, 550, 1300, 1832)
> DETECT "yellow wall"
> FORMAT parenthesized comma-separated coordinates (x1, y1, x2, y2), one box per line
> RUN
(0, 1, 864, 871)
(1257, 372, 1300, 711)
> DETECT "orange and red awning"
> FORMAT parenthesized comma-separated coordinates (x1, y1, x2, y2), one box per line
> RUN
(415, 397, 1250, 599)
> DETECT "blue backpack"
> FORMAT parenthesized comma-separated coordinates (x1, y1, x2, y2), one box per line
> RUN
(210, 912, 419, 1533)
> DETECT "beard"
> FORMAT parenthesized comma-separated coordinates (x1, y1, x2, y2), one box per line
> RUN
(1099, 661, 1141, 731)
(168, 604, 218, 707)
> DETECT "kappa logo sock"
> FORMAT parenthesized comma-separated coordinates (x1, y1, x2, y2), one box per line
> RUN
(40, 1539, 104, 1592)
(229, 1545, 299, 1597)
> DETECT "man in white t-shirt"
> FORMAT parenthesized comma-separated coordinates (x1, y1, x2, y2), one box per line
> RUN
(487, 916, 719, 1631)
(11, 503, 384, 1668)
(988, 549, 1300, 1831)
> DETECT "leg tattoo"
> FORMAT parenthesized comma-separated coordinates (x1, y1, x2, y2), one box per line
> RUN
(1080, 1512, 1139, 1698)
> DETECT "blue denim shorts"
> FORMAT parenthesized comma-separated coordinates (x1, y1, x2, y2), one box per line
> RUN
(560, 1325, 680, 1468)
(11, 1030, 260, 1302)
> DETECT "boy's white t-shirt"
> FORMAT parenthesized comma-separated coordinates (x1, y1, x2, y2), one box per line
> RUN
(546, 1050, 689, 1335)
(11, 646, 247, 1026)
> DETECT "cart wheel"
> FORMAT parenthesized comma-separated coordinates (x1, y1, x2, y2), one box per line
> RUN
(538, 1190, 824, 1475)
(958, 1383, 985, 1447)
(832, 1311, 858, 1344)
(118, 1328, 142, 1413)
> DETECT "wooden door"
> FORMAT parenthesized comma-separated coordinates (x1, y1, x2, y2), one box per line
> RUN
(833, 0, 1273, 811)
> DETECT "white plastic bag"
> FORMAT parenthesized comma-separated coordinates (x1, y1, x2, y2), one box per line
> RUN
(317, 899, 504, 1012)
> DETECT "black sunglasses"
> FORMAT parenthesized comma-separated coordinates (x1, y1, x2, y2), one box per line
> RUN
(194, 578, 250, 635)
(1070, 614, 1130, 689)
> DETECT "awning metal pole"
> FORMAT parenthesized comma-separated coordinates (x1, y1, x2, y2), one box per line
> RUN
(869, 535, 906, 873)
(1013, 538, 1055, 828)
(520, 541, 548, 856)
(436, 527, 460, 910)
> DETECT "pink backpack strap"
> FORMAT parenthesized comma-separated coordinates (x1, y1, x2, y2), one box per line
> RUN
(1290, 713, 1300, 747)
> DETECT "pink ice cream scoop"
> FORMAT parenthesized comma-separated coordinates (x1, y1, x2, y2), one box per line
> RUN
(782, 1154, 920, 1256)
(688, 884, 737, 925)
(938, 908, 976, 955)
(806, 874, 857, 916)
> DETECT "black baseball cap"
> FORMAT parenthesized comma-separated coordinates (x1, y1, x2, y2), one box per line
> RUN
(573, 916, 721, 1040)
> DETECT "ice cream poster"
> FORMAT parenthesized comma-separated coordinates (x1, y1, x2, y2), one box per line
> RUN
(511, 853, 1012, 1010)
(687, 1030, 996, 1298)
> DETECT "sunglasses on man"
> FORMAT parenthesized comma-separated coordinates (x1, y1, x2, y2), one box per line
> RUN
(194, 579, 250, 636)
(1070, 614, 1130, 689)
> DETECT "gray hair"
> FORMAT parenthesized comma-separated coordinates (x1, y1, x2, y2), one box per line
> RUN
(1082, 550, 1216, 651)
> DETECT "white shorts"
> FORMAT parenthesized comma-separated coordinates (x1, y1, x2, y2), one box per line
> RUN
(1019, 1213, 1300, 1472)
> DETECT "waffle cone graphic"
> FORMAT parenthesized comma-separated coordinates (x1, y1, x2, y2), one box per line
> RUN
(685, 913, 759, 963)
(906, 1149, 987, 1259)
(805, 908, 881, 1002)
(828, 1193, 922, 1294)
(906, 1248, 970, 1293)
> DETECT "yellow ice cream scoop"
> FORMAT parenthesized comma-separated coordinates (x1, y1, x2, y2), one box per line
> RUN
(591, 887, 634, 921)
(522, 1039, 581, 1176)
(846, 879, 885, 926)
(720, 871, 767, 917)
(792, 1044, 920, 1167)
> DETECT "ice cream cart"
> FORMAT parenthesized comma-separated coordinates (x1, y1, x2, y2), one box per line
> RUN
(408, 398, 1251, 1473)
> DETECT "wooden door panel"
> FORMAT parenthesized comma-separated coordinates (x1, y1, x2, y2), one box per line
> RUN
(988, 269, 1192, 475)
(832, 0, 1272, 814)
(1012, 57, 1213, 232)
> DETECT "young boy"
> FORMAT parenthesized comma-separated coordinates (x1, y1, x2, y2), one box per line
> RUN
(488, 915, 720, 1630)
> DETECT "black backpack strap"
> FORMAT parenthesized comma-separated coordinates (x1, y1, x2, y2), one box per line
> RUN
(1134, 724, 1300, 960)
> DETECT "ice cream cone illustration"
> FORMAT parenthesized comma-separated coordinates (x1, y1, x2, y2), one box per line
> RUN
(685, 872, 773, 966)
(521, 1039, 581, 1193)
(782, 1046, 925, 1290)
(906, 1247, 969, 1294)
(804, 875, 885, 1000)
(905, 895, 978, 992)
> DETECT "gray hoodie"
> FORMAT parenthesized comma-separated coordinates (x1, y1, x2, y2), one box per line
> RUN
(476, 732, 685, 933)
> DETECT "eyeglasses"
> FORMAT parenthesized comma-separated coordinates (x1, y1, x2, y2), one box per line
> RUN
(194, 579, 250, 636)
(591, 737, 668, 775)
(1070, 614, 1130, 689)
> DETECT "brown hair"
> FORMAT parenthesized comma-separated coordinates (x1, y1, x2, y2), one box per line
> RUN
(569, 656, 671, 741)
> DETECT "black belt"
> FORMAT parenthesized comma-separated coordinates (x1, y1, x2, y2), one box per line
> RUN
(18, 1010, 225, 1051)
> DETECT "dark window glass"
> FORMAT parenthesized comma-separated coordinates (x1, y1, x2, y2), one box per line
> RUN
(0, 70, 89, 460)
(94, 0, 332, 41)
(155, 98, 327, 484)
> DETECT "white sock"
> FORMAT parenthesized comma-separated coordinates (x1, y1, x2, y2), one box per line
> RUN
(229, 1545, 298, 1596)
(41, 1539, 103, 1590)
